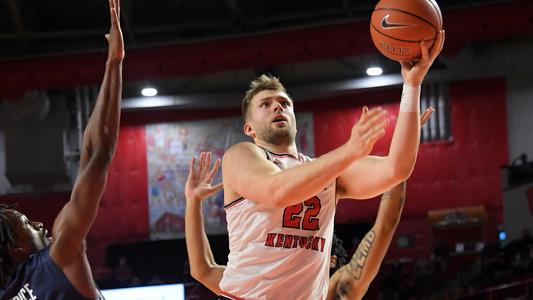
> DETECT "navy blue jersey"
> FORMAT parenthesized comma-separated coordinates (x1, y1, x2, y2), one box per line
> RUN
(0, 247, 101, 300)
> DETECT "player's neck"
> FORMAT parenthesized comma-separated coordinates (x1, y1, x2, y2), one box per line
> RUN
(255, 140, 298, 157)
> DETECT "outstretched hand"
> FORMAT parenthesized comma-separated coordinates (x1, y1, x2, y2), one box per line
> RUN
(105, 0, 124, 62)
(348, 106, 389, 159)
(185, 152, 223, 203)
(400, 30, 445, 86)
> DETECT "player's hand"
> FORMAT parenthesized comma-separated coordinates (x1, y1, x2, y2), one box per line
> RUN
(185, 152, 223, 203)
(347, 106, 389, 159)
(105, 0, 125, 63)
(400, 30, 445, 86)
(420, 107, 435, 126)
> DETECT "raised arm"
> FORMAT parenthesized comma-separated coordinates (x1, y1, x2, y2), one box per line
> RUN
(337, 31, 445, 200)
(223, 107, 388, 208)
(185, 152, 225, 294)
(51, 0, 124, 264)
(328, 182, 406, 300)
(328, 110, 435, 300)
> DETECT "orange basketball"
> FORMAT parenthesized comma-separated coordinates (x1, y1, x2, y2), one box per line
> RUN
(370, 0, 443, 62)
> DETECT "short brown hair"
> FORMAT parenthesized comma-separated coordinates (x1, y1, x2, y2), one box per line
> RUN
(242, 74, 287, 121)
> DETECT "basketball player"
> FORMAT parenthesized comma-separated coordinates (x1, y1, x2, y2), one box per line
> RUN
(0, 0, 124, 298)
(184, 116, 431, 300)
(218, 30, 444, 299)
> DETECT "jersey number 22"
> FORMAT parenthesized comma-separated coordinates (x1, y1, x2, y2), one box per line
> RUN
(282, 196, 321, 231)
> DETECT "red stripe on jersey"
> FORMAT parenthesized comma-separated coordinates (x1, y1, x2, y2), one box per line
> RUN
(220, 291, 245, 300)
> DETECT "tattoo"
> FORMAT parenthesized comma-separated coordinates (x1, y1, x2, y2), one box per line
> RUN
(398, 182, 406, 210)
(336, 230, 377, 298)
(398, 195, 405, 211)
(345, 229, 376, 279)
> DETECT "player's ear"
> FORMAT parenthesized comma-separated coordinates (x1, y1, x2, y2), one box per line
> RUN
(244, 122, 256, 139)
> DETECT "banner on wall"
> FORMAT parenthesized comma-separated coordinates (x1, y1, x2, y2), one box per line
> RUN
(147, 114, 314, 240)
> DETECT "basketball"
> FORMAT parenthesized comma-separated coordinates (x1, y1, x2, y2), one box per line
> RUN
(370, 0, 443, 62)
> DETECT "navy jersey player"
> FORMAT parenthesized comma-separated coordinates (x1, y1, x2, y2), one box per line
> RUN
(0, 0, 124, 299)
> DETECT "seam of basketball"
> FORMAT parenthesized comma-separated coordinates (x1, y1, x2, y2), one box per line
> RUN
(374, 7, 438, 34)
(371, 23, 436, 43)
(426, 0, 443, 28)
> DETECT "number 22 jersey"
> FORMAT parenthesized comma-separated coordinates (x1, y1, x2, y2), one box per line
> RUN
(220, 148, 337, 300)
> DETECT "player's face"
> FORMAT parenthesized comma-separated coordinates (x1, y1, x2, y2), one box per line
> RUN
(6, 210, 51, 256)
(330, 255, 337, 269)
(245, 90, 297, 146)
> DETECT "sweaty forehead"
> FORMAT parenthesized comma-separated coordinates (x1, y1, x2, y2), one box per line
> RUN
(252, 90, 291, 104)
(5, 209, 25, 225)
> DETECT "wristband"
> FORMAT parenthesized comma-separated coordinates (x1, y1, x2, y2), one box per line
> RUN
(399, 84, 421, 112)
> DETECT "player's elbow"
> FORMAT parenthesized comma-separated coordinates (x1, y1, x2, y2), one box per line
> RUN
(390, 163, 413, 182)
(91, 146, 115, 167)
(340, 281, 369, 300)
(351, 285, 370, 300)
(190, 265, 211, 283)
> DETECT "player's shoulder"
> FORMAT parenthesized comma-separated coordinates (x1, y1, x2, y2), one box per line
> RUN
(224, 142, 262, 159)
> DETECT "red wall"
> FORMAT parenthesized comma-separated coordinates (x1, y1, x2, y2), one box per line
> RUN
(313, 78, 508, 257)
(87, 125, 149, 267)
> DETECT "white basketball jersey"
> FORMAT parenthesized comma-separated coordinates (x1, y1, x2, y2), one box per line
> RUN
(219, 148, 337, 300)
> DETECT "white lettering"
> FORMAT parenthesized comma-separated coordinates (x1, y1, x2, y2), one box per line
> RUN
(11, 283, 37, 300)
(17, 288, 27, 300)
(24, 283, 37, 300)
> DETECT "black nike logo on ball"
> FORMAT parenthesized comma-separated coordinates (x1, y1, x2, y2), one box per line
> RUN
(381, 14, 413, 29)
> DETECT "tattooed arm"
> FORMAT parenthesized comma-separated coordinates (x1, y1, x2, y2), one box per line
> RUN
(327, 182, 406, 300)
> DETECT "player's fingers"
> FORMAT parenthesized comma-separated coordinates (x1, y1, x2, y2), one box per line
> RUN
(188, 157, 196, 180)
(199, 152, 207, 177)
(358, 109, 388, 133)
(359, 107, 383, 125)
(207, 159, 221, 182)
(212, 182, 224, 192)
(420, 107, 435, 126)
(203, 152, 212, 177)
(420, 40, 430, 62)
(204, 152, 212, 177)
(366, 127, 386, 145)
(110, 7, 119, 27)
(361, 117, 388, 143)
(357, 106, 369, 124)
(429, 30, 445, 61)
